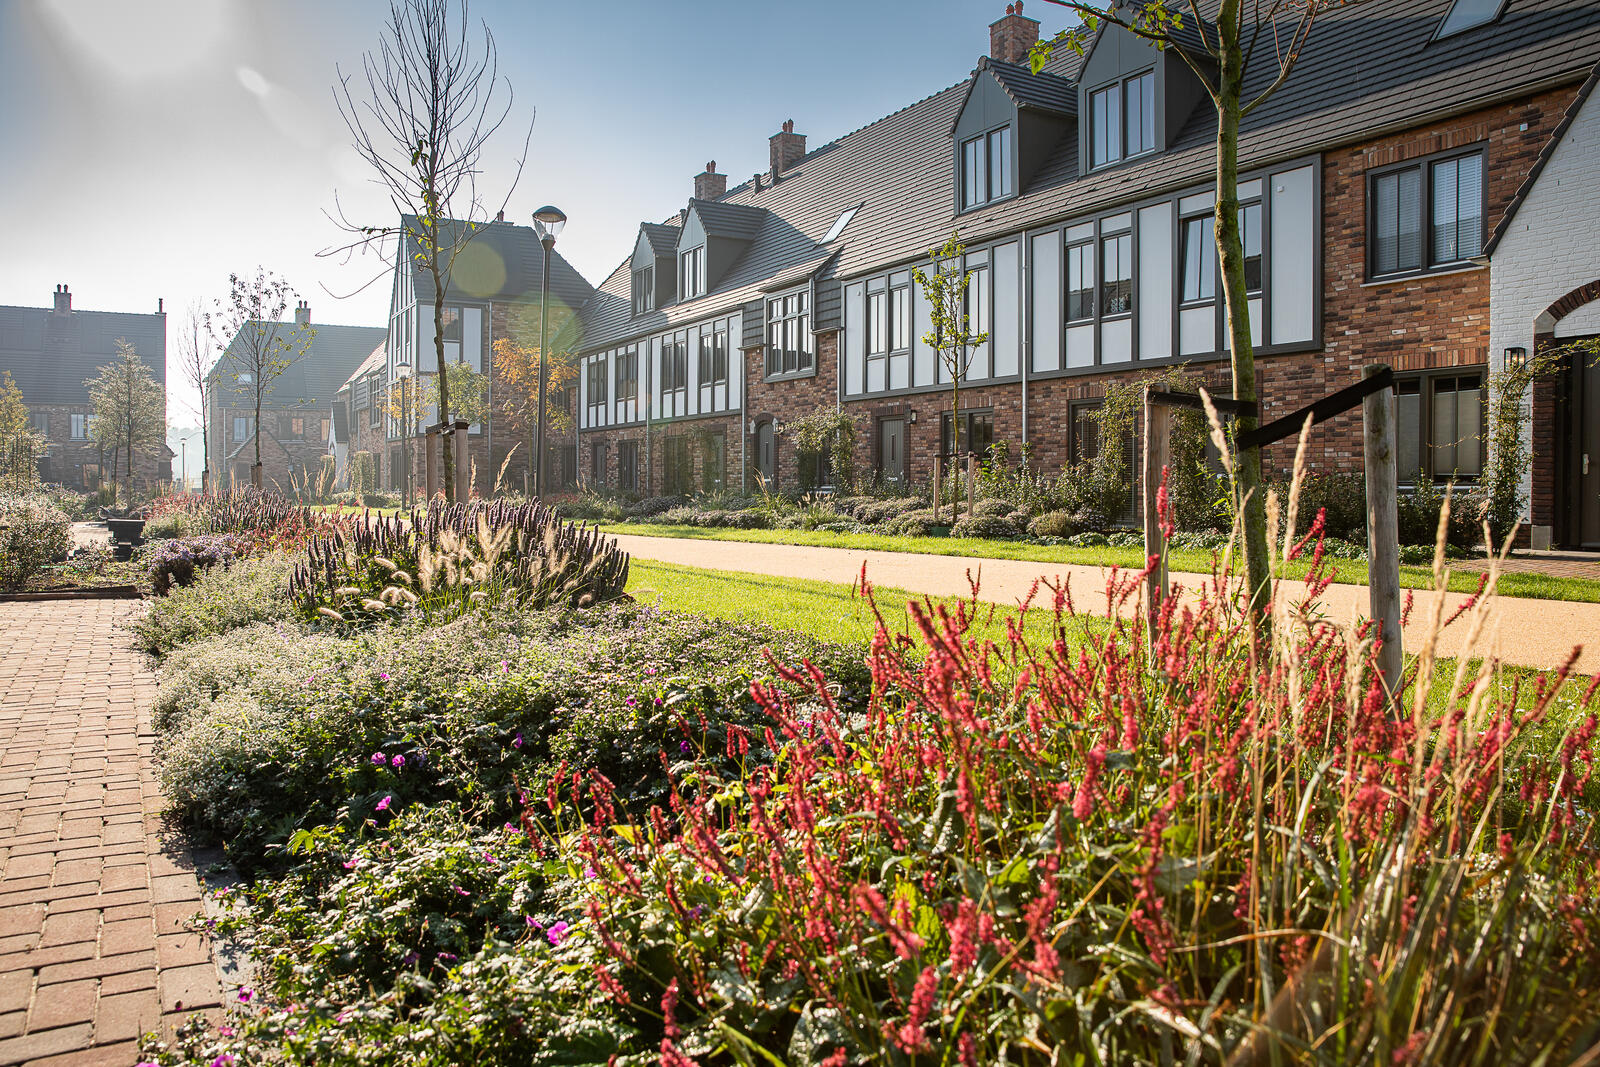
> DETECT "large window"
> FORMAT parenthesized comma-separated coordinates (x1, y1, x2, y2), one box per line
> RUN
(1100, 232, 1133, 317)
(680, 246, 705, 300)
(618, 440, 639, 493)
(765, 290, 813, 377)
(698, 327, 728, 386)
(1369, 149, 1483, 278)
(232, 416, 253, 443)
(1396, 371, 1484, 484)
(940, 409, 995, 459)
(961, 126, 1013, 210)
(586, 359, 608, 409)
(615, 349, 639, 402)
(632, 267, 654, 314)
(1089, 70, 1156, 169)
(71, 413, 89, 440)
(660, 338, 689, 392)
(32, 412, 48, 437)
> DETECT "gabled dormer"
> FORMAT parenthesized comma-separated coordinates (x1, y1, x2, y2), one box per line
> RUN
(951, 56, 1075, 213)
(1075, 14, 1208, 172)
(631, 222, 679, 315)
(678, 200, 766, 300)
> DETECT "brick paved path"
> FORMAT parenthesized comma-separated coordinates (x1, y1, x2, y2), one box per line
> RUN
(0, 601, 223, 1066)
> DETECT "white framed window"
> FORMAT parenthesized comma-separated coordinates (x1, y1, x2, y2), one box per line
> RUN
(698, 327, 728, 386)
(765, 290, 812, 378)
(1090, 70, 1156, 169)
(71, 413, 88, 440)
(632, 268, 654, 314)
(679, 246, 705, 299)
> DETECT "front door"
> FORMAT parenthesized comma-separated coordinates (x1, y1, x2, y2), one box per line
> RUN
(1578, 339, 1600, 547)
(879, 418, 906, 486)
(755, 421, 776, 490)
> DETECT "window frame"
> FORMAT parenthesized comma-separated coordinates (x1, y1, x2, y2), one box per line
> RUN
(1394, 367, 1486, 486)
(660, 336, 689, 393)
(617, 440, 639, 493)
(586, 358, 608, 411)
(939, 408, 996, 461)
(679, 246, 705, 300)
(71, 413, 88, 440)
(1088, 69, 1157, 171)
(1365, 146, 1487, 281)
(591, 440, 609, 486)
(1179, 213, 1216, 305)
(1099, 230, 1134, 319)
(632, 267, 655, 315)
(698, 328, 729, 387)
(959, 124, 1015, 212)
(764, 287, 814, 380)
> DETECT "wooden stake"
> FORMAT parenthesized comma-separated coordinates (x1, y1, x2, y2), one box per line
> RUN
(932, 455, 942, 524)
(966, 453, 976, 520)
(1363, 363, 1403, 702)
(1142, 386, 1171, 644)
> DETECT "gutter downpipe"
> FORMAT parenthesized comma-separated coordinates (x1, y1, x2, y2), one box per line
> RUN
(1020, 231, 1030, 448)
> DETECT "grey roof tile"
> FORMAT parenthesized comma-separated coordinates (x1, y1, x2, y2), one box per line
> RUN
(0, 302, 167, 407)
(400, 215, 594, 311)
(986, 57, 1078, 116)
(640, 221, 681, 257)
(212, 322, 388, 410)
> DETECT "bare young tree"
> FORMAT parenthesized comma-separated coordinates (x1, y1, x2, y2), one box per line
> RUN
(206, 270, 315, 489)
(85, 339, 165, 510)
(913, 233, 989, 522)
(173, 301, 212, 491)
(1034, 0, 1353, 631)
(332, 0, 531, 503)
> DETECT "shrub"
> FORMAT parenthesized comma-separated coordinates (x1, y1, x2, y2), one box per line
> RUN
(0, 493, 72, 590)
(142, 510, 198, 539)
(348, 451, 377, 494)
(949, 513, 1021, 540)
(290, 498, 630, 623)
(850, 497, 924, 526)
(1274, 470, 1368, 542)
(1028, 510, 1079, 539)
(1397, 478, 1482, 550)
(147, 534, 247, 596)
(130, 553, 297, 655)
(972, 497, 1013, 518)
(885, 509, 937, 537)
(623, 495, 688, 518)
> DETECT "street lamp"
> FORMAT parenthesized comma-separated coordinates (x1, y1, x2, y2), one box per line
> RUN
(395, 359, 413, 506)
(179, 438, 187, 494)
(532, 205, 566, 499)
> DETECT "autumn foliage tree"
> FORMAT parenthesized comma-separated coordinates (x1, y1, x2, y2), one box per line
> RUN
(492, 302, 579, 492)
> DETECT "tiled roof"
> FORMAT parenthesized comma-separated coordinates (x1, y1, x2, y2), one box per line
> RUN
(688, 198, 768, 241)
(640, 221, 681, 257)
(212, 322, 388, 410)
(338, 343, 388, 393)
(985, 57, 1077, 116)
(0, 302, 167, 407)
(578, 0, 1600, 354)
(399, 215, 594, 311)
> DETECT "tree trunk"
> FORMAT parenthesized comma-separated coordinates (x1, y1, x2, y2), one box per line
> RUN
(253, 386, 264, 488)
(951, 375, 962, 523)
(1214, 0, 1272, 635)
(432, 250, 455, 504)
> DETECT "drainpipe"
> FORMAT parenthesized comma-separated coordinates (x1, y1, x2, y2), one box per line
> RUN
(1020, 233, 1031, 447)
(644, 339, 653, 495)
(739, 328, 748, 490)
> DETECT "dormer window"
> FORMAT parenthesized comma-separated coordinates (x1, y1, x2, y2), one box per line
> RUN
(1089, 71, 1155, 169)
(680, 246, 705, 300)
(960, 127, 1013, 210)
(632, 267, 655, 314)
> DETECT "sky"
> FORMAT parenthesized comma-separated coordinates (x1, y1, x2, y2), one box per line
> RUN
(0, 0, 1075, 466)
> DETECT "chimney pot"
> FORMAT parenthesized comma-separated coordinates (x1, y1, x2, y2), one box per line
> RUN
(694, 160, 728, 201)
(989, 1, 1040, 65)
(495, 209, 505, 222)
(294, 300, 311, 326)
(769, 120, 806, 177)
(53, 285, 71, 313)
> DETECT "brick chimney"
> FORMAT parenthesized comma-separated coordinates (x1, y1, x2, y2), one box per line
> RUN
(294, 300, 311, 326)
(694, 160, 727, 201)
(769, 120, 806, 177)
(52, 284, 71, 313)
(990, 1, 1040, 65)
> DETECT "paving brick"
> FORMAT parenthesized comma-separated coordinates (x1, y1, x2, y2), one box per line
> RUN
(147, 877, 199, 907)
(0, 906, 43, 942)
(0, 1021, 92, 1065)
(157, 965, 220, 1014)
(92, 990, 161, 1044)
(26, 979, 98, 1033)
(25, 1039, 140, 1067)
(0, 1013, 21, 1040)
(0, 972, 28, 1014)
(154, 935, 210, 971)
(36, 913, 98, 950)
(97, 919, 152, 960)
(97, 970, 155, 997)
(36, 951, 154, 988)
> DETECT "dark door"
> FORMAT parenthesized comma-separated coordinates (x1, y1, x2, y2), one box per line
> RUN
(756, 421, 776, 489)
(1581, 344, 1600, 547)
(879, 418, 906, 486)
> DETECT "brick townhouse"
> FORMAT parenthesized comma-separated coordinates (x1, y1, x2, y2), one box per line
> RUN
(0, 285, 170, 492)
(372, 214, 594, 498)
(208, 303, 385, 491)
(569, 0, 1600, 546)
(330, 342, 387, 490)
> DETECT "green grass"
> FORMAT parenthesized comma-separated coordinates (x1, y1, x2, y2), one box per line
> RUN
(603, 523, 1600, 604)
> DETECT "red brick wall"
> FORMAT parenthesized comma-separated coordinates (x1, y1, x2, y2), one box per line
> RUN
(745, 332, 839, 491)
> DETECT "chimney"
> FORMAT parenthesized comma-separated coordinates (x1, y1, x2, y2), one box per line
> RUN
(52, 284, 71, 313)
(989, 1, 1040, 65)
(495, 209, 505, 222)
(158, 297, 164, 314)
(769, 119, 806, 177)
(294, 300, 311, 326)
(694, 160, 727, 201)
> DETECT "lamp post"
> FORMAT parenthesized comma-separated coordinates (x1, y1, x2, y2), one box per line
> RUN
(179, 438, 187, 494)
(532, 205, 566, 499)
(395, 359, 412, 506)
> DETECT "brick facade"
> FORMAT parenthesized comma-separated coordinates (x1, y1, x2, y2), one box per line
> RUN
(29, 404, 166, 494)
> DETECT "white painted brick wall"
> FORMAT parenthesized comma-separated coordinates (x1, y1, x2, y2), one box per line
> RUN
(1489, 86, 1600, 510)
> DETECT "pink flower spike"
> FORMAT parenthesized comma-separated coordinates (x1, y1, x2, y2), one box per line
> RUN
(376, 795, 392, 812)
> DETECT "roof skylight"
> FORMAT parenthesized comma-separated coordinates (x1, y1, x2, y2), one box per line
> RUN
(1434, 0, 1507, 40)
(819, 204, 860, 244)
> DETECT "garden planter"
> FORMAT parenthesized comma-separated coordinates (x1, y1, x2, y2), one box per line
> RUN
(106, 517, 146, 562)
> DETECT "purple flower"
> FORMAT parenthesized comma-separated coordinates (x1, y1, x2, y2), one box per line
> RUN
(526, 917, 543, 931)
(391, 754, 405, 769)
(378, 672, 390, 681)
(484, 852, 498, 864)
(512, 732, 523, 749)
(546, 920, 570, 946)
(690, 904, 705, 920)
(453, 885, 470, 897)
(679, 741, 690, 753)
(500, 659, 509, 672)
(342, 858, 361, 870)
(437, 952, 458, 962)
(625, 697, 637, 708)
(237, 987, 253, 1004)
(401, 951, 419, 965)
(376, 795, 392, 812)
(583, 866, 598, 879)
(371, 752, 386, 765)
(211, 1056, 235, 1067)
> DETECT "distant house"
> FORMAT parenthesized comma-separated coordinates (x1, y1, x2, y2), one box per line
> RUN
(207, 302, 385, 491)
(0, 284, 170, 492)
(378, 214, 594, 495)
(330, 343, 388, 490)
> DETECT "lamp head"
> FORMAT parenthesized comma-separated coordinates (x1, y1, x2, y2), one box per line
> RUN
(395, 359, 412, 379)
(532, 205, 567, 245)
(1504, 346, 1527, 371)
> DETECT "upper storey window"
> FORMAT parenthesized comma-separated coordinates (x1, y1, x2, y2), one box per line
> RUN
(679, 247, 705, 300)
(632, 267, 654, 315)
(1368, 148, 1484, 278)
(1089, 71, 1155, 169)
(961, 127, 1014, 210)
(765, 289, 813, 378)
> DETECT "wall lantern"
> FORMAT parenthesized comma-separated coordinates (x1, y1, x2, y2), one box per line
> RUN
(908, 410, 918, 424)
(1504, 346, 1527, 370)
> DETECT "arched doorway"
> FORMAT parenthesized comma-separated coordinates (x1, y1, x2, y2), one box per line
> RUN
(1535, 280, 1600, 547)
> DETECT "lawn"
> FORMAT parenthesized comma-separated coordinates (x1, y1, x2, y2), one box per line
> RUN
(603, 522, 1600, 604)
